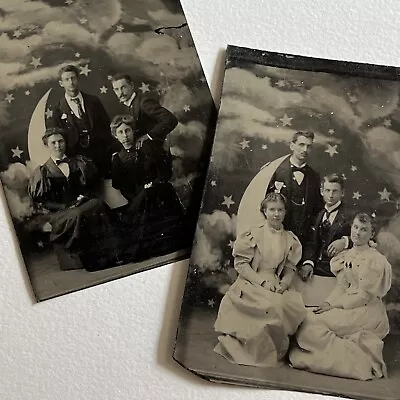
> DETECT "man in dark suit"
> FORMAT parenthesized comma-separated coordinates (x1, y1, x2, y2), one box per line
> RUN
(294, 173, 352, 305)
(266, 131, 323, 245)
(110, 73, 178, 179)
(50, 65, 119, 177)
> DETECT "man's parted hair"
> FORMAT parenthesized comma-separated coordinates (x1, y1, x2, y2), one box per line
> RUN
(110, 73, 134, 85)
(322, 173, 345, 190)
(58, 65, 79, 80)
(292, 131, 314, 143)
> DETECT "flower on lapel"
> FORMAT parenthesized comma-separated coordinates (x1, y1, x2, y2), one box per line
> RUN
(61, 113, 68, 120)
(274, 181, 286, 193)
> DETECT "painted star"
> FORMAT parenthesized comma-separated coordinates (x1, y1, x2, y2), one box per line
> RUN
(378, 187, 391, 201)
(13, 29, 22, 38)
(239, 139, 250, 149)
(328, 129, 335, 135)
(65, 0, 74, 4)
(79, 18, 88, 24)
(5, 93, 14, 103)
(261, 144, 268, 150)
(350, 165, 358, 172)
(79, 64, 91, 76)
(383, 119, 392, 128)
(210, 180, 217, 187)
(208, 299, 215, 307)
(25, 90, 31, 96)
(37, 241, 45, 248)
(276, 79, 286, 88)
(228, 240, 235, 249)
(352, 191, 362, 200)
(325, 144, 338, 157)
(11, 146, 23, 158)
(30, 57, 42, 68)
(107, 75, 113, 81)
(348, 94, 358, 103)
(222, 195, 235, 209)
(341, 173, 347, 180)
(99, 86, 108, 94)
(280, 113, 293, 126)
(116, 24, 124, 32)
(45, 108, 53, 119)
(75, 52, 81, 58)
(139, 82, 150, 93)
(183, 104, 191, 112)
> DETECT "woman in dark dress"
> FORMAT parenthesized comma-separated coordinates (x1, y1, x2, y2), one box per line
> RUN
(110, 114, 185, 258)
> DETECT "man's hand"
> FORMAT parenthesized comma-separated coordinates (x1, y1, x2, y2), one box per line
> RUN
(314, 302, 332, 314)
(327, 238, 346, 257)
(298, 263, 313, 281)
(135, 134, 149, 150)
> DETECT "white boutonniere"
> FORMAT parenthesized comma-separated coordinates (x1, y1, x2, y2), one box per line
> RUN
(61, 113, 68, 120)
(274, 181, 286, 193)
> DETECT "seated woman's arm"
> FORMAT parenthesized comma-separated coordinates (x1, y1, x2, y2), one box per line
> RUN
(233, 231, 264, 286)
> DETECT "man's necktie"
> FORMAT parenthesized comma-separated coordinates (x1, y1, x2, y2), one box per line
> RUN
(322, 204, 341, 228)
(55, 157, 70, 165)
(71, 97, 84, 119)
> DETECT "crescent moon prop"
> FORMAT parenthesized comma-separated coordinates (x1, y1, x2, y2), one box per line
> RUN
(27, 89, 128, 209)
(236, 154, 290, 238)
(27, 89, 52, 169)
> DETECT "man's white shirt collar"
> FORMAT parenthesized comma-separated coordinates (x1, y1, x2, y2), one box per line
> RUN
(289, 156, 306, 169)
(123, 92, 136, 108)
(65, 92, 83, 103)
(325, 200, 341, 213)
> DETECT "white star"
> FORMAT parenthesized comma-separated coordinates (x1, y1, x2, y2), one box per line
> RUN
(239, 139, 250, 149)
(139, 82, 150, 93)
(107, 75, 113, 81)
(183, 104, 191, 112)
(45, 108, 53, 119)
(228, 240, 235, 249)
(210, 180, 217, 187)
(25, 90, 30, 96)
(378, 187, 391, 201)
(65, 0, 73, 4)
(341, 173, 347, 180)
(325, 144, 338, 157)
(352, 191, 362, 200)
(383, 119, 392, 128)
(5, 93, 14, 103)
(30, 57, 42, 68)
(75, 52, 81, 58)
(280, 113, 292, 126)
(222, 195, 235, 209)
(348, 94, 358, 103)
(99, 86, 108, 94)
(208, 299, 215, 307)
(261, 144, 268, 150)
(116, 24, 124, 32)
(79, 64, 91, 76)
(13, 29, 22, 38)
(328, 129, 335, 135)
(37, 241, 44, 248)
(11, 146, 23, 158)
(276, 79, 286, 88)
(79, 18, 88, 24)
(350, 165, 358, 172)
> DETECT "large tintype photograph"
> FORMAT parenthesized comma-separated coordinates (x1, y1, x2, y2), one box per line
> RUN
(174, 45, 400, 400)
(0, 0, 215, 301)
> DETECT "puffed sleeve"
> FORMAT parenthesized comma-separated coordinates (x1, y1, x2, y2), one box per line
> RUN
(357, 250, 392, 299)
(233, 230, 264, 285)
(28, 166, 49, 203)
(285, 231, 302, 271)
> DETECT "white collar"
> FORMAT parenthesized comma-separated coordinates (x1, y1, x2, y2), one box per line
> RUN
(65, 92, 83, 103)
(325, 201, 341, 213)
(51, 155, 68, 163)
(289, 156, 306, 169)
(123, 92, 136, 108)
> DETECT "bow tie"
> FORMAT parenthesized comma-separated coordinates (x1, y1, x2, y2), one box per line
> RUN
(55, 157, 70, 165)
(291, 164, 306, 173)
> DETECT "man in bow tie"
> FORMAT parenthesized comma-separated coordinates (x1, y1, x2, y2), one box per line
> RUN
(266, 131, 323, 245)
(29, 127, 120, 271)
(50, 65, 119, 178)
(110, 73, 178, 183)
(296, 173, 352, 305)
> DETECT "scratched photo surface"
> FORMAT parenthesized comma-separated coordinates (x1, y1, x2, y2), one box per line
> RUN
(0, 0, 216, 301)
(174, 45, 400, 400)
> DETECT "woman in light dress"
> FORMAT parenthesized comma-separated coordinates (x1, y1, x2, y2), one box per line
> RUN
(214, 192, 307, 367)
(289, 213, 392, 380)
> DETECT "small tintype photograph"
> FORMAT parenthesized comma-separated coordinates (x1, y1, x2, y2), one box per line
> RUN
(0, 0, 216, 301)
(174, 45, 400, 400)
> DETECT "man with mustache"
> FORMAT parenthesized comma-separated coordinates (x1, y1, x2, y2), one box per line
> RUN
(266, 131, 323, 246)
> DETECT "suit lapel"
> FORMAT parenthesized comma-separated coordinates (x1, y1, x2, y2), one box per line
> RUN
(327, 205, 345, 241)
(81, 93, 93, 130)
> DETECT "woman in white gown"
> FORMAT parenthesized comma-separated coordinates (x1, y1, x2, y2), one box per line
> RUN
(289, 213, 392, 380)
(214, 193, 307, 367)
